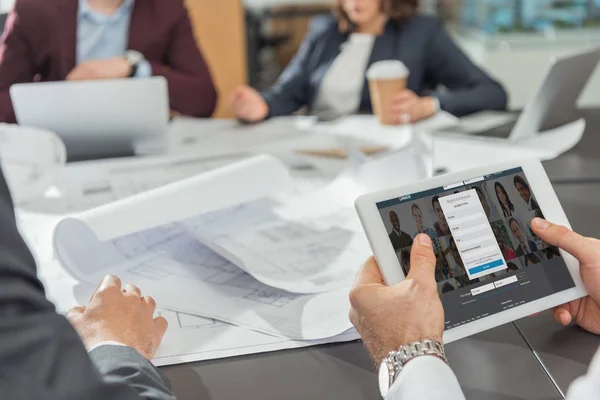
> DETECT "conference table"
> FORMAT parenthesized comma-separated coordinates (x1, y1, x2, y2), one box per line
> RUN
(62, 110, 600, 399)
(543, 109, 600, 183)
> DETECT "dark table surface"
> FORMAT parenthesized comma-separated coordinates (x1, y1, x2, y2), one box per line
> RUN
(543, 109, 600, 183)
(161, 322, 562, 400)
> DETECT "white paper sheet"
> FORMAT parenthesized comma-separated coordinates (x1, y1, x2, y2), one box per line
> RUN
(55, 150, 430, 294)
(53, 221, 353, 339)
(0, 124, 66, 204)
(67, 155, 291, 241)
(51, 151, 429, 339)
(36, 258, 358, 367)
(293, 112, 459, 148)
(49, 155, 355, 339)
(433, 119, 586, 173)
(457, 111, 518, 134)
(186, 200, 371, 293)
(16, 211, 64, 263)
(168, 117, 363, 158)
(518, 118, 586, 158)
(152, 310, 359, 367)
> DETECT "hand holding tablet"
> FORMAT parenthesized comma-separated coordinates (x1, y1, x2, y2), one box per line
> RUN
(355, 159, 588, 343)
(530, 218, 600, 335)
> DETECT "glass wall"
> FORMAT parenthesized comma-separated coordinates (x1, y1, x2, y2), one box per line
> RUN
(422, 0, 600, 34)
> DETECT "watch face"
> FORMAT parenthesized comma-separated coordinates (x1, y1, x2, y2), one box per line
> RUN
(378, 360, 391, 397)
(126, 50, 144, 64)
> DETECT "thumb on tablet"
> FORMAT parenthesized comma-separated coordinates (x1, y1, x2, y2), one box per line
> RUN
(407, 234, 437, 286)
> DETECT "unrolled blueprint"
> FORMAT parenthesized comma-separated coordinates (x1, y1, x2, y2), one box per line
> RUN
(52, 152, 430, 339)
(36, 258, 359, 367)
(52, 200, 358, 339)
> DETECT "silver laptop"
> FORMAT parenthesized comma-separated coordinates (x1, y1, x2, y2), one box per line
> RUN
(10, 77, 169, 160)
(450, 47, 600, 142)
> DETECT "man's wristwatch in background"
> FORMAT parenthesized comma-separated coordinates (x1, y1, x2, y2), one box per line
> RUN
(379, 339, 448, 398)
(125, 50, 144, 78)
(431, 96, 441, 113)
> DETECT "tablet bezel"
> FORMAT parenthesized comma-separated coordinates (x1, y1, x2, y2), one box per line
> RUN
(355, 158, 587, 343)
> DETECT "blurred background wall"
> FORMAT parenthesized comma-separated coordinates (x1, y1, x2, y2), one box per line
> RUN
(0, 0, 598, 110)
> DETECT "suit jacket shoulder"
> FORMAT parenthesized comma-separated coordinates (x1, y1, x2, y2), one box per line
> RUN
(7, 0, 75, 60)
(142, 0, 188, 22)
(305, 13, 340, 42)
(10, 0, 56, 35)
(404, 14, 441, 30)
(397, 14, 444, 46)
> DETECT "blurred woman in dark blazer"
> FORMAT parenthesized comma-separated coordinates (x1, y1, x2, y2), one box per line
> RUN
(229, 0, 507, 125)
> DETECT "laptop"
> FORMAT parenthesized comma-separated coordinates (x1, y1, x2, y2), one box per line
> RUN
(10, 77, 169, 160)
(448, 47, 600, 142)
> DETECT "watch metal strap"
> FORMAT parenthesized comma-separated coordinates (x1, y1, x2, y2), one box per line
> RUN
(379, 339, 447, 398)
(396, 339, 448, 367)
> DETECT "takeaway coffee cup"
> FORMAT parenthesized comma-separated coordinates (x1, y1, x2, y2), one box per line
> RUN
(367, 61, 410, 125)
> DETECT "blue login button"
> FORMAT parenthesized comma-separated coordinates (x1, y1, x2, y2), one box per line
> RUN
(468, 259, 504, 275)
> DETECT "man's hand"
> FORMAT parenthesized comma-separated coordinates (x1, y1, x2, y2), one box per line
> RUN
(390, 90, 437, 125)
(66, 57, 131, 81)
(531, 218, 600, 334)
(66, 275, 168, 360)
(349, 234, 445, 364)
(228, 85, 269, 123)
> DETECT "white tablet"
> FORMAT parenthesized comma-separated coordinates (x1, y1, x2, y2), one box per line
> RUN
(355, 159, 587, 343)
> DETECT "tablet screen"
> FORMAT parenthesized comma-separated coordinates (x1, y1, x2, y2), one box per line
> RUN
(376, 167, 576, 330)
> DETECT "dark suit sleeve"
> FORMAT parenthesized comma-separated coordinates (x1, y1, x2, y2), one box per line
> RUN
(0, 167, 175, 400)
(0, 3, 39, 123)
(150, 1, 217, 118)
(261, 18, 322, 118)
(89, 346, 175, 400)
(423, 20, 508, 117)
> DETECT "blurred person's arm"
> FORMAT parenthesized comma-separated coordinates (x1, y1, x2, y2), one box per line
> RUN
(423, 20, 508, 117)
(0, 165, 174, 399)
(0, 1, 40, 123)
(151, 0, 217, 118)
(260, 16, 325, 118)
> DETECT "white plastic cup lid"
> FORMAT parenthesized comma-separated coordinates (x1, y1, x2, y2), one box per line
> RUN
(367, 60, 409, 80)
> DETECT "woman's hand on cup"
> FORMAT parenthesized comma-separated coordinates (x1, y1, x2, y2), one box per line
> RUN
(390, 90, 437, 125)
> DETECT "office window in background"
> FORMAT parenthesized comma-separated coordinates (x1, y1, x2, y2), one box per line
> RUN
(453, 0, 600, 33)
(0, 0, 13, 13)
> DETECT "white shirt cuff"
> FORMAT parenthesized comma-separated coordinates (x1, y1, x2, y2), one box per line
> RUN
(134, 60, 153, 78)
(387, 356, 465, 400)
(431, 96, 441, 112)
(566, 348, 600, 399)
(87, 341, 127, 353)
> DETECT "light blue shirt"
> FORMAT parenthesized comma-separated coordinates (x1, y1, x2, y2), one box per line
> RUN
(77, 0, 151, 78)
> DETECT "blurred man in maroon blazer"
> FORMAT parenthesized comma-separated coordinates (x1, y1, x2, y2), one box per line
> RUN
(0, 0, 218, 123)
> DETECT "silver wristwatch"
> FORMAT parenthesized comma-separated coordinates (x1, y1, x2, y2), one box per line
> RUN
(378, 339, 448, 398)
